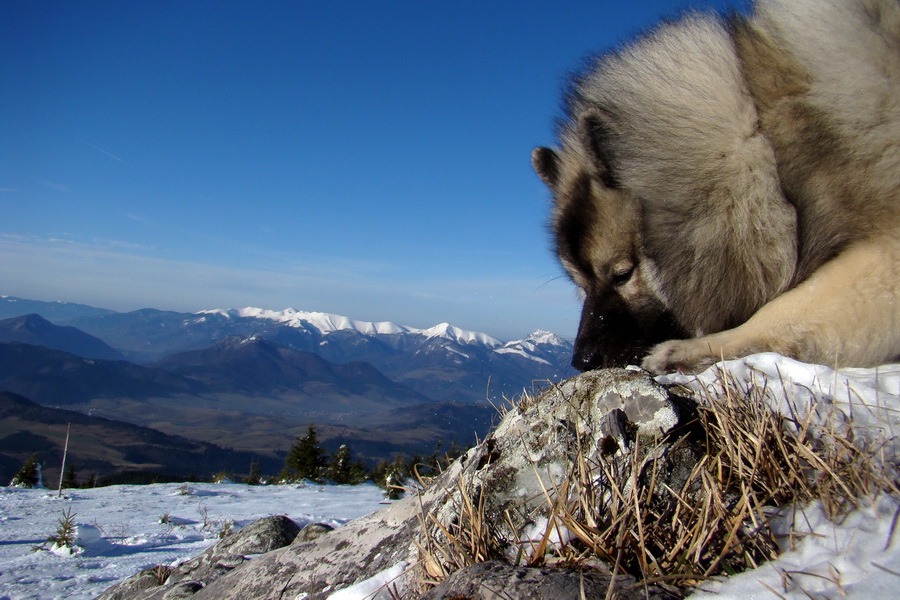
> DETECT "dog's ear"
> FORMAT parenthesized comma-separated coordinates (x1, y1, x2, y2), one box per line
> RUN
(532, 147, 560, 189)
(579, 110, 619, 188)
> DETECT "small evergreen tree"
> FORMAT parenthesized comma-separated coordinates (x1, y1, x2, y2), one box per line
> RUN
(325, 444, 367, 484)
(283, 425, 328, 482)
(243, 459, 262, 485)
(382, 454, 411, 500)
(10, 456, 40, 488)
(62, 462, 78, 489)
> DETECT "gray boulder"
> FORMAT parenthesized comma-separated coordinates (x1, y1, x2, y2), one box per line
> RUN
(95, 515, 302, 600)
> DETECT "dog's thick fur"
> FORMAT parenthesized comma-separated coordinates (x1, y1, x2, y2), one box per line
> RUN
(533, 0, 899, 374)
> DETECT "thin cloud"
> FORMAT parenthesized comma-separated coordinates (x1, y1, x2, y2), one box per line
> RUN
(86, 142, 123, 162)
(33, 179, 70, 193)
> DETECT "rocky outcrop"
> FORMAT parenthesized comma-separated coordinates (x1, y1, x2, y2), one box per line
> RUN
(420, 560, 677, 600)
(97, 369, 689, 600)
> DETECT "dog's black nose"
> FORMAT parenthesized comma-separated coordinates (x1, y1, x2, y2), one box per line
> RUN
(571, 350, 602, 372)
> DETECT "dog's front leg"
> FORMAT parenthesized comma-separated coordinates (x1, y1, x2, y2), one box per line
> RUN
(641, 236, 899, 374)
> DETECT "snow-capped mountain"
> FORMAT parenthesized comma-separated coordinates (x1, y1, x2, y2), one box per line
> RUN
(0, 296, 576, 405)
(199, 307, 503, 347)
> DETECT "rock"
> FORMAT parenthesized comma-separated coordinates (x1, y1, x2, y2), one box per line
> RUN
(97, 370, 689, 600)
(96, 515, 302, 600)
(160, 581, 204, 599)
(94, 567, 170, 600)
(423, 368, 686, 564)
(292, 522, 334, 544)
(420, 560, 679, 600)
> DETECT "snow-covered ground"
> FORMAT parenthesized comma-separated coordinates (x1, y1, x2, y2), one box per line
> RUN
(0, 481, 386, 600)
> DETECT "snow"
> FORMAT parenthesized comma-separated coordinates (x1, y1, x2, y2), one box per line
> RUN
(324, 561, 408, 600)
(494, 345, 552, 364)
(0, 481, 385, 600)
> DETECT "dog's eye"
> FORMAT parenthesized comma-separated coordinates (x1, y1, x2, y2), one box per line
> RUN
(611, 266, 634, 286)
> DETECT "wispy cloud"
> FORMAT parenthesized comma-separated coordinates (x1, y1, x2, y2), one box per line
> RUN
(85, 142, 123, 162)
(33, 179, 70, 194)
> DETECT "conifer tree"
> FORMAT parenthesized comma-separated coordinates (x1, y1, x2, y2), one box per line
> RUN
(283, 425, 327, 482)
(10, 456, 40, 488)
(325, 444, 367, 484)
(383, 454, 411, 500)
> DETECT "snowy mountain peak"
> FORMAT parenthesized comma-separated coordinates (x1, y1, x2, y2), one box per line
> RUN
(198, 307, 505, 347)
(422, 322, 502, 347)
(522, 330, 569, 347)
(198, 307, 411, 336)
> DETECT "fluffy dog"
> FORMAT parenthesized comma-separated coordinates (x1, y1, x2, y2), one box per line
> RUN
(532, 0, 899, 373)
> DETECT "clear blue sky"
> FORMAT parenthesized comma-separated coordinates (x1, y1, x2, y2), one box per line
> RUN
(1, 0, 748, 341)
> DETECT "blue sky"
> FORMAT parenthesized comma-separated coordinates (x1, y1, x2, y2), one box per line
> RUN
(1, 0, 748, 341)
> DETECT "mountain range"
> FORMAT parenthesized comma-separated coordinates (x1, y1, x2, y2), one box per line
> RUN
(0, 296, 575, 403)
(0, 295, 574, 480)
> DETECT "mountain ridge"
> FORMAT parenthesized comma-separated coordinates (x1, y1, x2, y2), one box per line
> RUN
(0, 295, 576, 404)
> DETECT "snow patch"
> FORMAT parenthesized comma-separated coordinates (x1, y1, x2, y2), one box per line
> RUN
(325, 560, 408, 600)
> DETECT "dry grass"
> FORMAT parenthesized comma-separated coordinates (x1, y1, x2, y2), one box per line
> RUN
(418, 370, 899, 594)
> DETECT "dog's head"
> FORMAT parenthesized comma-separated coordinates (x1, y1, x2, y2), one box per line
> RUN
(532, 117, 684, 371)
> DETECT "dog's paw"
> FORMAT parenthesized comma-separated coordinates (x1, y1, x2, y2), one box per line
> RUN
(641, 339, 719, 375)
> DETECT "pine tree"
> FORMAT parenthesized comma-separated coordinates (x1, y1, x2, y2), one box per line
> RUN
(10, 456, 40, 488)
(383, 454, 411, 500)
(283, 425, 327, 482)
(325, 444, 367, 484)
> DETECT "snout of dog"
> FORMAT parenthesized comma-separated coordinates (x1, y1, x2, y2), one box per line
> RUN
(572, 288, 685, 371)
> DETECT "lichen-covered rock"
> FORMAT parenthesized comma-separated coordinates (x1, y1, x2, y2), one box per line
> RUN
(94, 567, 170, 600)
(419, 560, 679, 600)
(424, 368, 684, 564)
(292, 522, 334, 544)
(96, 515, 302, 600)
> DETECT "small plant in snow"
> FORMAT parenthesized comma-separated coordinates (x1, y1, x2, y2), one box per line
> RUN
(33, 509, 80, 554)
(148, 564, 173, 585)
(211, 471, 233, 484)
(177, 483, 193, 496)
(217, 519, 234, 539)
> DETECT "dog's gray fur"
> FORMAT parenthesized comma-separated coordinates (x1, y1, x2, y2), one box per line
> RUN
(533, 0, 899, 373)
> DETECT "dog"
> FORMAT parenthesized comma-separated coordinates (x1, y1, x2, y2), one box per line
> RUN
(532, 0, 899, 374)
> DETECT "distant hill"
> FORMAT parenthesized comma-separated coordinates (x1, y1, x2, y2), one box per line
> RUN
(0, 342, 202, 405)
(0, 296, 116, 322)
(151, 336, 430, 412)
(0, 391, 278, 486)
(0, 314, 127, 361)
